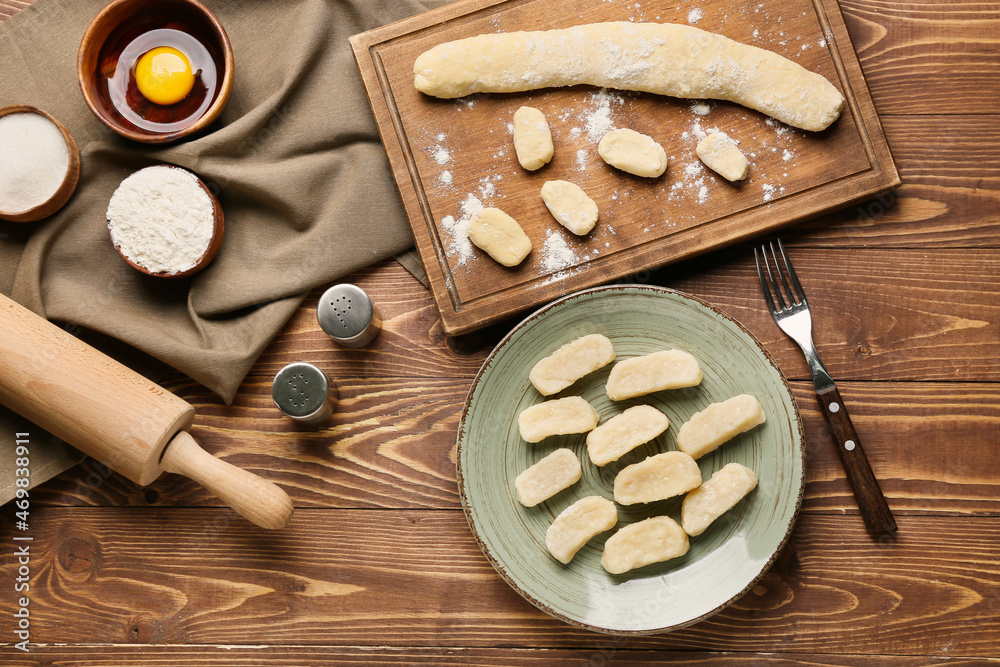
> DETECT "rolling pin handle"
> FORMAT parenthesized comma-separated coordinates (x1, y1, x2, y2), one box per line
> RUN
(160, 431, 294, 530)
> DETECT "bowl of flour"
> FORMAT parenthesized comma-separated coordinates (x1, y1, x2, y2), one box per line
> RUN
(0, 105, 81, 223)
(106, 164, 224, 278)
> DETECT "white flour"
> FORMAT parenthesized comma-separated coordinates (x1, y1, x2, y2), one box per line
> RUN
(441, 194, 483, 265)
(581, 90, 623, 142)
(0, 112, 70, 213)
(687, 8, 703, 24)
(766, 118, 793, 137)
(690, 101, 712, 116)
(478, 174, 501, 199)
(106, 166, 215, 274)
(541, 231, 577, 272)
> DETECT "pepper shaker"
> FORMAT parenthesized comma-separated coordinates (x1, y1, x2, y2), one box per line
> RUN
(272, 362, 338, 424)
(317, 283, 381, 347)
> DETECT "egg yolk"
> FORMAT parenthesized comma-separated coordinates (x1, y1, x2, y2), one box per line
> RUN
(135, 47, 195, 105)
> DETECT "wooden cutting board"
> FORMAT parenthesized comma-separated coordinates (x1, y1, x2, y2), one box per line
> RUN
(350, 0, 899, 336)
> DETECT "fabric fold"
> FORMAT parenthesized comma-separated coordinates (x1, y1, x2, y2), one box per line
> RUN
(0, 0, 445, 503)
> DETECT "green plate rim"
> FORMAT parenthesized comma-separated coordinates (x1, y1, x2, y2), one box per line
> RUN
(456, 284, 806, 635)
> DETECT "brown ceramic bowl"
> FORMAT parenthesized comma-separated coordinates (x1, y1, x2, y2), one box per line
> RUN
(0, 105, 82, 223)
(109, 165, 225, 279)
(78, 0, 233, 143)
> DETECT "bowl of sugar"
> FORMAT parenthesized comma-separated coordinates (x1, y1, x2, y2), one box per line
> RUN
(0, 106, 81, 223)
(106, 164, 224, 278)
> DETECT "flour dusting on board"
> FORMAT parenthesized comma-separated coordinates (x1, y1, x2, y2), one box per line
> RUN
(439, 170, 508, 266)
(690, 101, 712, 116)
(441, 194, 483, 265)
(581, 89, 624, 142)
(421, 9, 815, 275)
(542, 231, 578, 272)
(430, 133, 452, 166)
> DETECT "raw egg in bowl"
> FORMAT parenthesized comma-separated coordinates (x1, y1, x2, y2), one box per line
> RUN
(135, 46, 196, 106)
(78, 0, 233, 143)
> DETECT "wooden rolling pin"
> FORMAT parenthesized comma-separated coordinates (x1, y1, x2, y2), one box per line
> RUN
(0, 293, 293, 529)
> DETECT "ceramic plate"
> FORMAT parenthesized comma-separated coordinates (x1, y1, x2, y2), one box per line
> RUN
(456, 286, 805, 634)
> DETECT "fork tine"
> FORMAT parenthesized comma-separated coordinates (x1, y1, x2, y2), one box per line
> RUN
(768, 240, 799, 307)
(760, 243, 788, 310)
(754, 247, 779, 314)
(776, 238, 808, 305)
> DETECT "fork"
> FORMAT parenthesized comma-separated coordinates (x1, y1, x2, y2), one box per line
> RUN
(755, 239, 897, 537)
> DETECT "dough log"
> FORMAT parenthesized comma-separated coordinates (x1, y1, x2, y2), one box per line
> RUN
(413, 22, 844, 132)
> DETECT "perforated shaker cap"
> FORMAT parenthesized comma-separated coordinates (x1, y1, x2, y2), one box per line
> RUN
(272, 362, 332, 421)
(317, 283, 380, 347)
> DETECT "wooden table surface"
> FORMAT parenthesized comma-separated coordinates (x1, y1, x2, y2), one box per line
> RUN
(2, 0, 998, 665)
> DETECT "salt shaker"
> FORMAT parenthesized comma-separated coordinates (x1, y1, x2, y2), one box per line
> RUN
(317, 283, 381, 347)
(272, 362, 338, 424)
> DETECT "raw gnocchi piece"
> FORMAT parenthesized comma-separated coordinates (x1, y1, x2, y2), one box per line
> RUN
(598, 128, 667, 178)
(605, 349, 702, 400)
(512, 106, 554, 171)
(468, 207, 532, 267)
(529, 333, 615, 396)
(676, 394, 766, 459)
(586, 404, 669, 466)
(518, 396, 599, 443)
(601, 515, 690, 574)
(696, 132, 749, 181)
(540, 180, 598, 235)
(682, 462, 759, 536)
(515, 448, 582, 507)
(613, 451, 702, 505)
(546, 495, 618, 563)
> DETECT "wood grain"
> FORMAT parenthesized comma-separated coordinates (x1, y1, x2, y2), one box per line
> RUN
(3, 647, 996, 666)
(1, 510, 997, 656)
(20, 256, 999, 516)
(840, 0, 1000, 115)
(795, 115, 1000, 246)
(651, 247, 1000, 383)
(352, 0, 898, 334)
(239, 250, 999, 385)
(2, 0, 998, 663)
(814, 384, 897, 536)
(0, 293, 195, 486)
(792, 381, 1000, 516)
(24, 378, 1000, 517)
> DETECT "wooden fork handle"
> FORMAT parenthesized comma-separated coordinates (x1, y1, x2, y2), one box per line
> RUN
(816, 385, 897, 537)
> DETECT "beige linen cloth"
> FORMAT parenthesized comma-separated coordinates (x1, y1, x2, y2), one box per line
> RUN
(0, 0, 445, 503)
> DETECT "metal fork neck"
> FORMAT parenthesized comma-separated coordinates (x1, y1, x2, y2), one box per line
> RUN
(794, 338, 836, 392)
